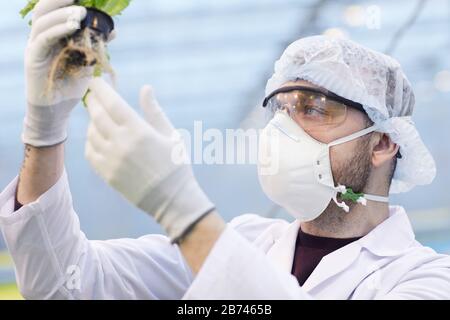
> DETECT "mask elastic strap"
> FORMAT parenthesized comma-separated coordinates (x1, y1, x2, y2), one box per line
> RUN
(328, 125, 378, 148)
(363, 194, 389, 203)
(327, 125, 387, 212)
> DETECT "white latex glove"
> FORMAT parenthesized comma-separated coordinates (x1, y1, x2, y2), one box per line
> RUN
(23, 0, 109, 147)
(85, 78, 215, 242)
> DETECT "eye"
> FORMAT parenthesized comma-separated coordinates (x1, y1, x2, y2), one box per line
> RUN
(304, 105, 326, 116)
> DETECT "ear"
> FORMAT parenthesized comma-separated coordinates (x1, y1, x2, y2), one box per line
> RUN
(371, 133, 399, 168)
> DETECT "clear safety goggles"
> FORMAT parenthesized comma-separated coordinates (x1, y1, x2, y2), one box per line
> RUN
(262, 86, 366, 130)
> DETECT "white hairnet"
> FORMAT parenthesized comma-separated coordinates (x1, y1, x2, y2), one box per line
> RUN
(265, 35, 436, 194)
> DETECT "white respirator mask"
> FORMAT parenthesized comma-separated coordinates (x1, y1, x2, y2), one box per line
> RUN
(257, 111, 389, 222)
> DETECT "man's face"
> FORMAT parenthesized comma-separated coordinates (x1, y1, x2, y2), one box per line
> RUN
(280, 80, 373, 194)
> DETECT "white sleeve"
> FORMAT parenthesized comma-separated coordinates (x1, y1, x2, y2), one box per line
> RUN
(381, 254, 450, 300)
(182, 226, 312, 300)
(0, 170, 193, 300)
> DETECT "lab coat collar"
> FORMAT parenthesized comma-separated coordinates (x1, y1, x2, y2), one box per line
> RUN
(265, 205, 416, 291)
(357, 205, 416, 257)
(265, 219, 301, 273)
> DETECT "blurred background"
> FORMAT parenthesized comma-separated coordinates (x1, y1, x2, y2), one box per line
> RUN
(1, 0, 449, 299)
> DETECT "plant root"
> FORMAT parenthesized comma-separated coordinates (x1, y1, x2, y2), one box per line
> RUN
(46, 28, 115, 98)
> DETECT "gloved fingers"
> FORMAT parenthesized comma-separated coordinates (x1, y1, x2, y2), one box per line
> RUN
(140, 85, 175, 136)
(85, 140, 96, 163)
(88, 78, 138, 125)
(33, 22, 81, 59)
(85, 140, 107, 177)
(31, 5, 86, 41)
(87, 122, 108, 152)
(86, 139, 117, 185)
(33, 0, 75, 22)
(85, 92, 117, 140)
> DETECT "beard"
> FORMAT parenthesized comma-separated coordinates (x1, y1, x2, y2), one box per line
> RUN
(308, 134, 373, 233)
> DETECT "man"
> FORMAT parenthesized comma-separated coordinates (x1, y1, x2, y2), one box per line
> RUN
(0, 0, 449, 299)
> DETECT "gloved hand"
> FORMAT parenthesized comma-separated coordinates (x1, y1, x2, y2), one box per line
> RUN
(85, 78, 216, 242)
(23, 0, 100, 147)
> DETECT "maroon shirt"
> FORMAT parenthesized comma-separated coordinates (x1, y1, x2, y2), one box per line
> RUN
(291, 228, 361, 286)
(14, 196, 23, 212)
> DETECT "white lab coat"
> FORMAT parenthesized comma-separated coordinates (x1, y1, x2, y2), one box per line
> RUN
(0, 170, 449, 300)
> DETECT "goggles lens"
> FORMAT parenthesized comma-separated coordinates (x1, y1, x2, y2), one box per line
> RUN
(265, 89, 348, 129)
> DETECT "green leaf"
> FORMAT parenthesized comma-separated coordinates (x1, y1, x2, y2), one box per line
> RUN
(78, 0, 132, 16)
(96, 0, 132, 16)
(78, 0, 95, 7)
(20, 0, 132, 19)
(340, 188, 365, 203)
(93, 64, 103, 77)
(82, 89, 91, 108)
(82, 63, 103, 108)
(20, 0, 39, 18)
